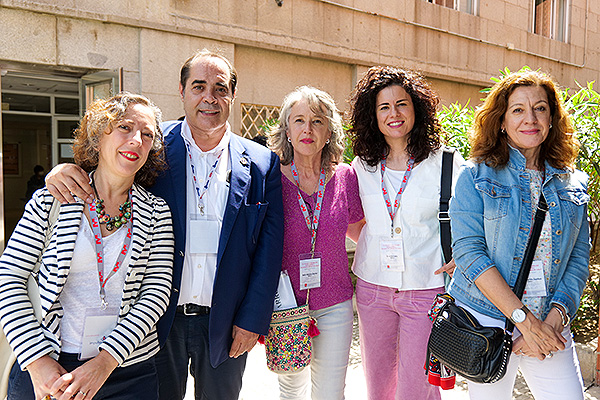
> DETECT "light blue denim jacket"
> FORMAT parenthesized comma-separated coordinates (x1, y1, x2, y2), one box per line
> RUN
(448, 146, 590, 322)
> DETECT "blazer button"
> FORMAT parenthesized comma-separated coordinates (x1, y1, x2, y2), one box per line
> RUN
(395, 227, 402, 234)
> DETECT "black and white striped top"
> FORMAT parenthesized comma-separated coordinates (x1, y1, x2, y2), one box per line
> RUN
(0, 184, 174, 369)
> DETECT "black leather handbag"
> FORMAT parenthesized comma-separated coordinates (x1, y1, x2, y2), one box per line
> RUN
(427, 193, 548, 384)
(428, 294, 513, 383)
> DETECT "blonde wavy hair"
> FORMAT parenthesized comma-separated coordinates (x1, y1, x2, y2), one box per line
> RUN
(268, 86, 344, 171)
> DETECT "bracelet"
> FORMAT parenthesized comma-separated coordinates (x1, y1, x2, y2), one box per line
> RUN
(553, 305, 570, 327)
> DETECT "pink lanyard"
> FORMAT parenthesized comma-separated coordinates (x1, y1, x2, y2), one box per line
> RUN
(88, 191, 133, 310)
(184, 140, 223, 216)
(290, 160, 326, 255)
(380, 156, 415, 236)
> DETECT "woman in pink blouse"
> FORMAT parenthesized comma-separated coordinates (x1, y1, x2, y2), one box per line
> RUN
(268, 86, 364, 400)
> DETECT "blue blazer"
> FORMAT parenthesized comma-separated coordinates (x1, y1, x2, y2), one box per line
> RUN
(152, 121, 284, 367)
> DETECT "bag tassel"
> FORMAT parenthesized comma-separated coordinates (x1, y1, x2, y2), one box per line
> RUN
(257, 335, 265, 345)
(308, 318, 320, 337)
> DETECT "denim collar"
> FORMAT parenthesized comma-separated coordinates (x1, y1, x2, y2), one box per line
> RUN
(506, 145, 569, 179)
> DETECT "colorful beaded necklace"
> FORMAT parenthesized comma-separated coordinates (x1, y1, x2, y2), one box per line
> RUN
(91, 173, 132, 231)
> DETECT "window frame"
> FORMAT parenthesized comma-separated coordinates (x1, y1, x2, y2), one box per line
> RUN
(532, 0, 570, 42)
(426, 0, 479, 15)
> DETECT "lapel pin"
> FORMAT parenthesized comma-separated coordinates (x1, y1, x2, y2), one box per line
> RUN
(240, 157, 249, 166)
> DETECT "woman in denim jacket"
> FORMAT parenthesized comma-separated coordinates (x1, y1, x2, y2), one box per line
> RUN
(448, 70, 590, 399)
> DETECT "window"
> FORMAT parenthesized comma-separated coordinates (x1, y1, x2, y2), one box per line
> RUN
(534, 0, 569, 42)
(241, 103, 280, 139)
(426, 0, 478, 14)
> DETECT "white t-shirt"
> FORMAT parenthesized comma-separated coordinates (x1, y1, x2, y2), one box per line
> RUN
(59, 217, 130, 353)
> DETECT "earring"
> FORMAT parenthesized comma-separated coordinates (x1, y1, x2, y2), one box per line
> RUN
(549, 123, 553, 129)
(501, 128, 507, 135)
(287, 137, 292, 143)
(326, 139, 330, 144)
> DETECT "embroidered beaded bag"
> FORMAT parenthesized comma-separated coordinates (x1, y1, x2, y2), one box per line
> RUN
(261, 272, 319, 375)
(263, 301, 315, 374)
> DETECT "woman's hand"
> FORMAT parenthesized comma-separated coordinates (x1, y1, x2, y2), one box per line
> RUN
(472, 267, 566, 360)
(543, 306, 566, 332)
(434, 259, 456, 277)
(511, 335, 533, 357)
(45, 164, 94, 204)
(25, 355, 69, 400)
(51, 350, 118, 400)
(516, 313, 566, 361)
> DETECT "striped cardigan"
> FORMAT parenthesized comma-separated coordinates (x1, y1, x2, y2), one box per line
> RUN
(0, 184, 174, 369)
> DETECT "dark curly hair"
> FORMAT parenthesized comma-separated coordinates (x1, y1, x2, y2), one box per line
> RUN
(349, 66, 441, 167)
(470, 69, 579, 169)
(73, 92, 166, 187)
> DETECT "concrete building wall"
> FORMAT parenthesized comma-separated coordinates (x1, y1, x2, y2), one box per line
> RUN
(0, 0, 598, 126)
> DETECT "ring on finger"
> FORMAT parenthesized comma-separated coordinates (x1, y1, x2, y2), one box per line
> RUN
(78, 390, 88, 398)
(546, 352, 554, 358)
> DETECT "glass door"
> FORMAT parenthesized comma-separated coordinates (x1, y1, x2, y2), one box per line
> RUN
(53, 117, 79, 165)
(79, 69, 121, 109)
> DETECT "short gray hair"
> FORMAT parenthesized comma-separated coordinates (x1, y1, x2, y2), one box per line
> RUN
(268, 86, 344, 171)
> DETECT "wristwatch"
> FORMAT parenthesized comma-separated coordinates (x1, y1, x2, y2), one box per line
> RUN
(510, 305, 530, 324)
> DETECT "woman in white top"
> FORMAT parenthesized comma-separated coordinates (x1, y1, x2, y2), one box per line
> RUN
(348, 66, 463, 400)
(0, 93, 174, 400)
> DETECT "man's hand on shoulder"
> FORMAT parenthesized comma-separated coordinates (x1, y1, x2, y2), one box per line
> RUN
(46, 164, 94, 204)
(229, 325, 259, 358)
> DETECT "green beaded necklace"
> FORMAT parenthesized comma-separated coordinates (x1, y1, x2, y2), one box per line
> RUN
(91, 173, 132, 231)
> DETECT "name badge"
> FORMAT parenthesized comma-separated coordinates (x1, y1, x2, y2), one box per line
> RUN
(380, 239, 405, 271)
(299, 253, 321, 290)
(523, 260, 547, 297)
(80, 312, 118, 360)
(190, 219, 220, 254)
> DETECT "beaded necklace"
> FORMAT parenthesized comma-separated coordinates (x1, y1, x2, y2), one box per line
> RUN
(91, 173, 132, 231)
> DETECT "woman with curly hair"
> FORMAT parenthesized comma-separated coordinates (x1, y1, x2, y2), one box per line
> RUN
(0, 93, 174, 400)
(448, 70, 589, 399)
(348, 66, 463, 400)
(268, 86, 364, 399)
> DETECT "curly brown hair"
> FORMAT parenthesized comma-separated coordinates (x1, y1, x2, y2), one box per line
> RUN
(349, 66, 441, 167)
(470, 69, 579, 169)
(73, 92, 166, 187)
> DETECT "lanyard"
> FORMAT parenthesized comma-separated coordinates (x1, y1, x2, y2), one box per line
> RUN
(184, 139, 223, 216)
(88, 191, 133, 310)
(290, 160, 326, 255)
(381, 156, 415, 237)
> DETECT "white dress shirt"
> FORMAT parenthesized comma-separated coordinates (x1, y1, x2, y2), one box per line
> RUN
(178, 120, 231, 306)
(352, 149, 464, 290)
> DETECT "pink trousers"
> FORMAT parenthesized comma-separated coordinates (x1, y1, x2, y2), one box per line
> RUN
(356, 279, 443, 400)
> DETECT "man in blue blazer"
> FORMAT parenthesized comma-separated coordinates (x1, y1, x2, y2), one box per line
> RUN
(151, 49, 284, 399)
(152, 51, 283, 400)
(45, 50, 284, 399)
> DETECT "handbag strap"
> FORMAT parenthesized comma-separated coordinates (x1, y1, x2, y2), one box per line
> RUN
(505, 192, 548, 332)
(439, 148, 454, 264)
